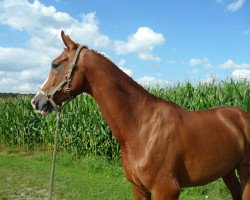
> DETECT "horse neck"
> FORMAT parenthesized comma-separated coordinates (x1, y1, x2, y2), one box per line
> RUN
(84, 51, 155, 147)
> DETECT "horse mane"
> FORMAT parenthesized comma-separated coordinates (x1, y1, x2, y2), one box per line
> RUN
(89, 49, 156, 100)
(77, 44, 89, 50)
(91, 49, 116, 66)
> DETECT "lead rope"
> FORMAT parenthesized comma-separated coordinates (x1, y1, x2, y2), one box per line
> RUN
(48, 110, 61, 200)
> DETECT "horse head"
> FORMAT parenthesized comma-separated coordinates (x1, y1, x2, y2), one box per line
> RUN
(31, 31, 89, 115)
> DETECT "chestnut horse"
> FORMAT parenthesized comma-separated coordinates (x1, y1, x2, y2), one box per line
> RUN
(32, 31, 250, 200)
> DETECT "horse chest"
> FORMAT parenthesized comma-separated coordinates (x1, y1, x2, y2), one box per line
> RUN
(121, 143, 172, 190)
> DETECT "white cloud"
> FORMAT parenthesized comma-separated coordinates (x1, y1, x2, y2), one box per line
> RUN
(0, 0, 111, 93)
(231, 69, 250, 80)
(227, 0, 245, 12)
(17, 83, 33, 91)
(0, 46, 51, 93)
(0, 77, 18, 85)
(191, 69, 199, 74)
(199, 76, 216, 84)
(116, 59, 133, 77)
(189, 57, 212, 68)
(0, 0, 74, 32)
(138, 76, 170, 86)
(68, 12, 110, 48)
(119, 67, 133, 77)
(19, 69, 48, 84)
(0, 71, 40, 93)
(219, 59, 250, 69)
(0, 47, 51, 72)
(117, 59, 126, 66)
(0, 0, 110, 49)
(165, 60, 176, 65)
(138, 53, 161, 62)
(114, 27, 165, 61)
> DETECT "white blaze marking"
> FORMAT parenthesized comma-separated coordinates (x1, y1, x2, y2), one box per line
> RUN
(33, 76, 49, 99)
(40, 76, 49, 88)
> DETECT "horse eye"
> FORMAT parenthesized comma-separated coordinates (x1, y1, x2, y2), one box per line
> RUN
(52, 63, 66, 74)
(52, 63, 60, 69)
(51, 63, 59, 74)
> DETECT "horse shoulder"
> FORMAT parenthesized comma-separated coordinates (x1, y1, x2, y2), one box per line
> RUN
(120, 100, 186, 189)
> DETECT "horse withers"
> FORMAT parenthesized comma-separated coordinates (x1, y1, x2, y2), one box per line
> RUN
(32, 31, 250, 200)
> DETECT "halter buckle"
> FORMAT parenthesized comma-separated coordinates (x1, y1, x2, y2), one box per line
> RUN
(65, 87, 71, 92)
(46, 93, 51, 99)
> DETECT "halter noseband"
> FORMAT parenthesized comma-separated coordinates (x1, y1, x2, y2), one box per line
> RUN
(39, 45, 85, 112)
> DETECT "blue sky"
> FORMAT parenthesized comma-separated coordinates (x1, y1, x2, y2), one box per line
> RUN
(0, 0, 249, 93)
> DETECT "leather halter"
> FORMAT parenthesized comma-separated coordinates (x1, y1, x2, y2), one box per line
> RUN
(39, 45, 85, 112)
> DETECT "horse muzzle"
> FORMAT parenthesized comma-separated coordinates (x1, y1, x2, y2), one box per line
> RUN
(31, 93, 53, 115)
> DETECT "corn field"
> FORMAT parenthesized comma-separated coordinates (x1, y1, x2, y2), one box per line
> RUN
(1, 80, 250, 160)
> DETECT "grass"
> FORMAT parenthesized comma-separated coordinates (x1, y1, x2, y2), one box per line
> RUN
(0, 149, 132, 200)
(0, 148, 232, 200)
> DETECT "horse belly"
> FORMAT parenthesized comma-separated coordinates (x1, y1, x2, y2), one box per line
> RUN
(177, 124, 245, 187)
(178, 151, 241, 187)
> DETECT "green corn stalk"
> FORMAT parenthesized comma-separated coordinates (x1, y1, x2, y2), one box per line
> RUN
(0, 80, 250, 160)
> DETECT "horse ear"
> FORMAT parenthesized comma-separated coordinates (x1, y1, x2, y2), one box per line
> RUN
(61, 30, 77, 50)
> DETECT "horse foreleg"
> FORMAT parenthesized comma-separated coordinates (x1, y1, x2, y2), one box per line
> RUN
(222, 169, 241, 200)
(152, 177, 180, 200)
(132, 185, 151, 200)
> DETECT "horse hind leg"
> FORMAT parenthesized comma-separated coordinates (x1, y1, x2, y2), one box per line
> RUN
(238, 162, 250, 200)
(222, 169, 241, 200)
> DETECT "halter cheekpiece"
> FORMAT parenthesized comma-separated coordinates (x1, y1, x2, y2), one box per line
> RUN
(39, 45, 85, 112)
